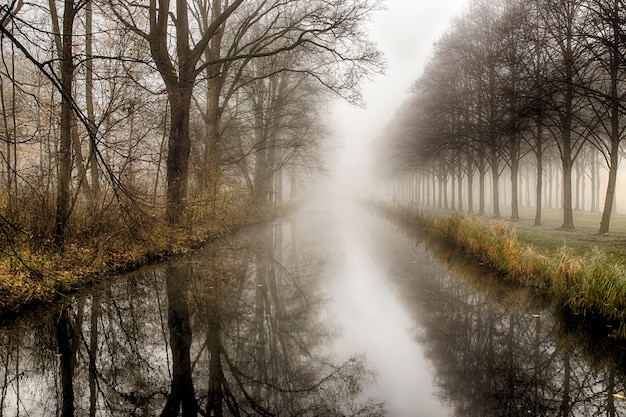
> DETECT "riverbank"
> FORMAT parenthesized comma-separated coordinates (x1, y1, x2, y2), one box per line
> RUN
(376, 203, 626, 339)
(0, 200, 283, 322)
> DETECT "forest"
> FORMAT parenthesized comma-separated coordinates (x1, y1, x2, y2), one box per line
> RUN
(0, 0, 383, 257)
(375, 0, 626, 235)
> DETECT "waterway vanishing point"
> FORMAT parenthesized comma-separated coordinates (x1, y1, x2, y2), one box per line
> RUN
(1, 199, 625, 416)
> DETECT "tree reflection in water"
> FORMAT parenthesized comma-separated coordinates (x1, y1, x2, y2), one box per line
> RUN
(6, 209, 626, 416)
(0, 220, 384, 416)
(370, 219, 626, 417)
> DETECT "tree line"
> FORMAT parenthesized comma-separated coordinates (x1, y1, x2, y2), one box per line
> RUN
(375, 0, 626, 234)
(0, 0, 383, 252)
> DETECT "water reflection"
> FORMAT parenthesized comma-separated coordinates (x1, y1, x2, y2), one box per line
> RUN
(368, 213, 626, 417)
(0, 219, 384, 416)
(2, 205, 626, 416)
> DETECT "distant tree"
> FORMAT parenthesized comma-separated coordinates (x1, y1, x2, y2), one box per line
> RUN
(580, 0, 626, 234)
(498, 0, 532, 221)
(539, 0, 590, 230)
(518, 0, 557, 226)
(446, 1, 510, 218)
(241, 59, 327, 204)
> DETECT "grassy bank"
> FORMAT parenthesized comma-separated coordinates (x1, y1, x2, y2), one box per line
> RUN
(378, 203, 626, 339)
(0, 198, 281, 322)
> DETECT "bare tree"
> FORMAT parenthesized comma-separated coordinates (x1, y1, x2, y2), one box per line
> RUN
(580, 0, 626, 234)
(539, 0, 590, 230)
(110, 0, 383, 223)
(48, 0, 86, 249)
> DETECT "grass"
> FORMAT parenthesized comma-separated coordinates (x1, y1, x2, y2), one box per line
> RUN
(418, 204, 626, 261)
(377, 202, 626, 339)
(0, 196, 283, 322)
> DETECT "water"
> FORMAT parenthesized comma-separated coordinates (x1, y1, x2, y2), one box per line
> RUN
(1, 200, 626, 416)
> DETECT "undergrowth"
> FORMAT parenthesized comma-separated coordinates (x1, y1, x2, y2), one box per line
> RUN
(0, 196, 280, 321)
(378, 204, 626, 339)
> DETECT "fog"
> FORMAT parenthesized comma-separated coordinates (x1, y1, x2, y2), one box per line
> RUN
(323, 0, 470, 197)
(311, 0, 626, 215)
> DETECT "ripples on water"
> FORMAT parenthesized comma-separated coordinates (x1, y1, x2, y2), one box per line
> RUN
(1, 201, 626, 416)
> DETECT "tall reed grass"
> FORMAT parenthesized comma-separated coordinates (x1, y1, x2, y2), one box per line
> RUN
(378, 204, 626, 339)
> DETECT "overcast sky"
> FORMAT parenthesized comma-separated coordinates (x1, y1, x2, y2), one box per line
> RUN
(324, 0, 469, 195)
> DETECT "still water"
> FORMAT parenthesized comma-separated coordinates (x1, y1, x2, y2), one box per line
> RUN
(1, 200, 626, 416)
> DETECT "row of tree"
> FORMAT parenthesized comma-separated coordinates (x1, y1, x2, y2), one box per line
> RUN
(0, 0, 383, 251)
(375, 0, 626, 234)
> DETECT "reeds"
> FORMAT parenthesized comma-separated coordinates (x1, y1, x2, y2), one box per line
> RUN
(378, 204, 626, 339)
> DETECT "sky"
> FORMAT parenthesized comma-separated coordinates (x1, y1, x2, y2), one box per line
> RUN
(323, 0, 469, 196)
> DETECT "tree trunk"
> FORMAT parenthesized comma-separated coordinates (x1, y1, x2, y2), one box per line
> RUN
(599, 135, 619, 234)
(534, 123, 543, 226)
(581, 168, 586, 211)
(595, 156, 601, 211)
(467, 156, 474, 214)
(250, 81, 270, 203)
(478, 153, 486, 215)
(275, 167, 283, 204)
(561, 158, 574, 229)
(599, 9, 621, 234)
(442, 168, 448, 210)
(53, 0, 76, 251)
(449, 165, 455, 210)
(590, 154, 597, 212)
(289, 168, 298, 201)
(203, 87, 222, 196)
(510, 141, 520, 221)
(165, 89, 193, 224)
(548, 165, 552, 208)
(85, 0, 99, 206)
(457, 163, 463, 212)
(574, 163, 581, 210)
(490, 146, 500, 218)
(437, 174, 443, 208)
(559, 9, 575, 230)
(201, 0, 225, 196)
(525, 168, 531, 207)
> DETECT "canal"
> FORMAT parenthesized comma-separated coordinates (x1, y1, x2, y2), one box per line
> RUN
(1, 199, 626, 416)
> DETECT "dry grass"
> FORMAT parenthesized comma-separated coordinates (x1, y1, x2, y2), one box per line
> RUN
(416, 204, 626, 261)
(0, 195, 281, 321)
(377, 203, 626, 339)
